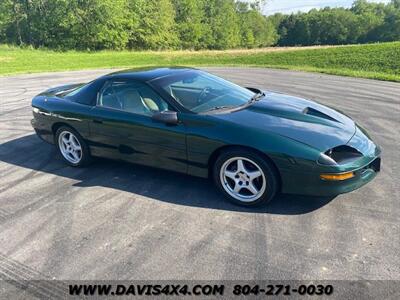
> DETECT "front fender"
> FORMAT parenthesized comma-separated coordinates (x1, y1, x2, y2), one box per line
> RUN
(182, 113, 322, 177)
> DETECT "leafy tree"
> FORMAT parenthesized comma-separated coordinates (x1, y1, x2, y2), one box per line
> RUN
(0, 0, 130, 50)
(127, 0, 178, 50)
(26, 0, 76, 49)
(237, 1, 277, 48)
(67, 0, 129, 50)
(375, 0, 400, 41)
(172, 0, 209, 50)
(0, 0, 398, 50)
(0, 1, 13, 42)
(270, 0, 400, 46)
(1, 0, 28, 45)
(203, 0, 241, 49)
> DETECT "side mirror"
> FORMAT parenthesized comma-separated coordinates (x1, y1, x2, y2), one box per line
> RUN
(151, 110, 178, 125)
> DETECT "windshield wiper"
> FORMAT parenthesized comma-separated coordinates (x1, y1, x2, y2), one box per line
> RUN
(203, 106, 236, 113)
(202, 92, 265, 113)
(248, 91, 265, 104)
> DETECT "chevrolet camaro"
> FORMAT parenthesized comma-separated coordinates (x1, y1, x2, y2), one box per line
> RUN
(31, 68, 381, 206)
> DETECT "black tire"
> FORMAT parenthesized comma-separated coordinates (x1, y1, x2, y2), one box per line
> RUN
(55, 126, 91, 167)
(213, 148, 279, 206)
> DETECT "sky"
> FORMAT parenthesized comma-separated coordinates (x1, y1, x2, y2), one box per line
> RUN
(262, 0, 391, 15)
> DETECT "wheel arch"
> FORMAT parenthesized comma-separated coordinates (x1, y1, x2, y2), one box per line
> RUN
(51, 122, 84, 146)
(52, 122, 75, 135)
(52, 122, 92, 166)
(208, 145, 282, 191)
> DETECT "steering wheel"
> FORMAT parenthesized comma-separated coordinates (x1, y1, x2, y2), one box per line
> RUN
(197, 87, 212, 104)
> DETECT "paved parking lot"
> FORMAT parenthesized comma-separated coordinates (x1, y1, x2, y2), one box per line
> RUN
(0, 68, 399, 285)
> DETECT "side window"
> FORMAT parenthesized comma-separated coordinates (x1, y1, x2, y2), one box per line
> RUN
(97, 81, 170, 116)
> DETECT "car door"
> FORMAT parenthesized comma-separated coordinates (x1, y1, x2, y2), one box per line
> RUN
(88, 79, 187, 174)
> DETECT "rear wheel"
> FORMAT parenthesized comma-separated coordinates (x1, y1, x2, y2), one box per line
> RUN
(213, 149, 278, 206)
(55, 126, 91, 167)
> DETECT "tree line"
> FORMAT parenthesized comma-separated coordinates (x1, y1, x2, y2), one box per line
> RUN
(270, 0, 400, 46)
(0, 0, 398, 51)
(0, 0, 276, 50)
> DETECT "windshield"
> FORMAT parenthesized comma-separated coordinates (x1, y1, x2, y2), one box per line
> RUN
(153, 70, 255, 113)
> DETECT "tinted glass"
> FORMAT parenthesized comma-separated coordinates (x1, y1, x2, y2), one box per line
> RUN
(64, 84, 86, 97)
(153, 71, 254, 113)
(98, 81, 170, 116)
(63, 79, 106, 106)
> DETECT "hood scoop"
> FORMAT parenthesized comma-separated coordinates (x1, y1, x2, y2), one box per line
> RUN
(303, 107, 339, 123)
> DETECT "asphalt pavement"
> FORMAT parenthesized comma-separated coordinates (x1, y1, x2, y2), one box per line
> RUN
(0, 68, 399, 287)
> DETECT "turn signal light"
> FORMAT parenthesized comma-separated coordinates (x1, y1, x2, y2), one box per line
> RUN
(320, 172, 354, 181)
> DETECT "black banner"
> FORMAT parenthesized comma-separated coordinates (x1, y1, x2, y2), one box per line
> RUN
(1, 280, 399, 299)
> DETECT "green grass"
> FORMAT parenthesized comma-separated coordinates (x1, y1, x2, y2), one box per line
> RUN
(0, 42, 399, 81)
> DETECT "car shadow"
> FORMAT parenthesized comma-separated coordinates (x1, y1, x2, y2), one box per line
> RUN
(0, 134, 336, 215)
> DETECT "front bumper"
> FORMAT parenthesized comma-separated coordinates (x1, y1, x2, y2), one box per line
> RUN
(280, 124, 381, 196)
(280, 156, 380, 196)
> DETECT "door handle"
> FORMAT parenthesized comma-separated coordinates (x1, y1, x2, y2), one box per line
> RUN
(93, 119, 103, 124)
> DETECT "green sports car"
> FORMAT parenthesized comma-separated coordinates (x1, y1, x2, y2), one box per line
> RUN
(31, 68, 381, 206)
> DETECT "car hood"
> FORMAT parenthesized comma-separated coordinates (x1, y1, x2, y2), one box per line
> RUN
(216, 91, 356, 152)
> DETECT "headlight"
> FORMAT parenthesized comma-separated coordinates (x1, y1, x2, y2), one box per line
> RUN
(317, 153, 337, 166)
(32, 107, 40, 113)
(318, 145, 362, 166)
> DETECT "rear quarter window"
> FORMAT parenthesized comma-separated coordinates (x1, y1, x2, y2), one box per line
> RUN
(65, 79, 106, 106)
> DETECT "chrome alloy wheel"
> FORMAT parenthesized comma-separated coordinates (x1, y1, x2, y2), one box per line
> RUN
(58, 131, 82, 164)
(219, 157, 266, 202)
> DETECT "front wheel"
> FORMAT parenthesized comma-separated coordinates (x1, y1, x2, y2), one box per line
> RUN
(213, 149, 279, 206)
(55, 126, 91, 167)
